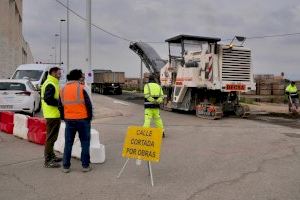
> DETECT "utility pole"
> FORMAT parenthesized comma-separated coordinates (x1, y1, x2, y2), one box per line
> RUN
(86, 0, 92, 93)
(140, 59, 143, 91)
(66, 0, 70, 73)
(59, 19, 66, 66)
(51, 47, 56, 63)
(54, 34, 59, 64)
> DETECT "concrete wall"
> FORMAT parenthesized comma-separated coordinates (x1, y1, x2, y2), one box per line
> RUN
(0, 0, 33, 79)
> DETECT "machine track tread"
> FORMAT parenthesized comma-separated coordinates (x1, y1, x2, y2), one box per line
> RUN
(196, 104, 223, 120)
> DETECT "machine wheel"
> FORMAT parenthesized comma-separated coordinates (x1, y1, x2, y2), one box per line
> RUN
(117, 89, 122, 95)
(102, 88, 107, 95)
(234, 105, 250, 118)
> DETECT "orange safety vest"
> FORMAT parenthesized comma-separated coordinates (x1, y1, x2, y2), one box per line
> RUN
(60, 81, 88, 120)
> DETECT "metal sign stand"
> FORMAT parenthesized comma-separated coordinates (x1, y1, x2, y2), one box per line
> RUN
(117, 158, 154, 187)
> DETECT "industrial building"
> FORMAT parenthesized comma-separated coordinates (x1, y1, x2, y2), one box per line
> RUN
(0, 0, 33, 78)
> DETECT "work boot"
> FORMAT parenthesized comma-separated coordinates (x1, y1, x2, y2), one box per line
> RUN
(52, 155, 62, 162)
(82, 166, 92, 172)
(44, 160, 61, 168)
(62, 168, 71, 173)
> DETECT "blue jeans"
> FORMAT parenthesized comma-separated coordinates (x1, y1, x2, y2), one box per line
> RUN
(63, 120, 91, 168)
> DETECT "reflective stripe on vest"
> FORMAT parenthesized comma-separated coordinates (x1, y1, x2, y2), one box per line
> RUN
(144, 83, 163, 108)
(286, 84, 298, 93)
(144, 83, 163, 98)
(61, 82, 84, 104)
(60, 81, 88, 119)
(41, 75, 60, 118)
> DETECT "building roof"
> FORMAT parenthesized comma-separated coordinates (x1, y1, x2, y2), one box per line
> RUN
(165, 34, 221, 44)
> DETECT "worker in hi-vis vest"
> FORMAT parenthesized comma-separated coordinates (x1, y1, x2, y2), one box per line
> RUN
(41, 66, 62, 168)
(285, 81, 299, 112)
(143, 74, 165, 138)
(59, 69, 93, 173)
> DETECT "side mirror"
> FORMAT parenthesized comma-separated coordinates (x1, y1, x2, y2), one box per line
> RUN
(35, 84, 41, 91)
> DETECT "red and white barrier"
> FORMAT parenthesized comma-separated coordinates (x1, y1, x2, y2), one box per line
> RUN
(0, 112, 14, 134)
(54, 122, 65, 152)
(90, 129, 106, 163)
(27, 117, 47, 145)
(54, 127, 106, 164)
(13, 114, 29, 140)
(1, 112, 106, 164)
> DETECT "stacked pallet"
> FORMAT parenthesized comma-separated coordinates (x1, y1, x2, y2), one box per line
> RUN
(124, 78, 140, 90)
(254, 74, 286, 103)
(295, 81, 300, 89)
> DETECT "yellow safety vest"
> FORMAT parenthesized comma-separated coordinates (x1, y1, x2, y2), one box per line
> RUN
(41, 75, 60, 118)
(285, 84, 298, 97)
(144, 83, 164, 108)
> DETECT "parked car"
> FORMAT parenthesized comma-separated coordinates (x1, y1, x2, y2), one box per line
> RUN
(0, 79, 41, 115)
(11, 64, 67, 91)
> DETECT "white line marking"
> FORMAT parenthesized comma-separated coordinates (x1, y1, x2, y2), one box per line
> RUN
(113, 100, 129, 106)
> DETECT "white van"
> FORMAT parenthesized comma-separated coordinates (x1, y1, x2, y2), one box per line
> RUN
(11, 64, 67, 90)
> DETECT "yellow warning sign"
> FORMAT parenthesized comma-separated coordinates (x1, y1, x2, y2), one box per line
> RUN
(122, 126, 163, 162)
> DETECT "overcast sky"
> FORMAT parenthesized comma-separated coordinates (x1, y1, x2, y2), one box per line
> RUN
(23, 0, 300, 79)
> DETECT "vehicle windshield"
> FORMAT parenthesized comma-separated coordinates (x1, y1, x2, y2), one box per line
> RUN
(0, 82, 26, 91)
(183, 40, 208, 54)
(12, 70, 43, 81)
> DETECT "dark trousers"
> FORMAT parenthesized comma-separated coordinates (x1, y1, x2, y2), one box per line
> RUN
(44, 118, 61, 162)
(63, 119, 91, 168)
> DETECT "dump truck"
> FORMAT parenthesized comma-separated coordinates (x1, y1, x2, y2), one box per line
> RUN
(91, 69, 125, 95)
(130, 34, 255, 119)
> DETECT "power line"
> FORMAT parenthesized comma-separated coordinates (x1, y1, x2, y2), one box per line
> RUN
(55, 0, 300, 45)
(148, 32, 300, 44)
(223, 32, 300, 41)
(55, 0, 132, 42)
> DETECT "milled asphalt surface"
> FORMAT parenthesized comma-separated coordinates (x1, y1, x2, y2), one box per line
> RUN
(1, 93, 300, 200)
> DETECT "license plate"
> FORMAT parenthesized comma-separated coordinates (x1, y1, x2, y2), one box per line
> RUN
(226, 84, 246, 91)
(0, 105, 13, 109)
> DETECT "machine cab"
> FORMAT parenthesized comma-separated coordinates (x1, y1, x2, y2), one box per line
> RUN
(165, 34, 220, 68)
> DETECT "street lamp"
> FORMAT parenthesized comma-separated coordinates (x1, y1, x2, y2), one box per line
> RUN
(49, 54, 53, 63)
(59, 19, 66, 65)
(67, 0, 70, 73)
(52, 45, 56, 64)
(54, 33, 59, 64)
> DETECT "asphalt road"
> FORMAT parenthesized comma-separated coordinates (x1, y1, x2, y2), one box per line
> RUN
(1, 93, 300, 200)
(109, 91, 300, 129)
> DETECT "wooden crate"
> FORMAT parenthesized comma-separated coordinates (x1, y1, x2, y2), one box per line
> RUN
(259, 89, 272, 95)
(272, 96, 285, 103)
(272, 89, 284, 95)
(272, 83, 285, 90)
(295, 81, 300, 89)
(260, 98, 272, 103)
(245, 90, 256, 95)
(254, 74, 274, 80)
(259, 83, 272, 90)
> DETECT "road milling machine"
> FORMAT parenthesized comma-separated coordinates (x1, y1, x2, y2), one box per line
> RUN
(130, 34, 255, 119)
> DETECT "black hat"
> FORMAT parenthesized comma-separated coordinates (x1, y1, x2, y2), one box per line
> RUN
(68, 69, 83, 81)
(148, 74, 156, 82)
